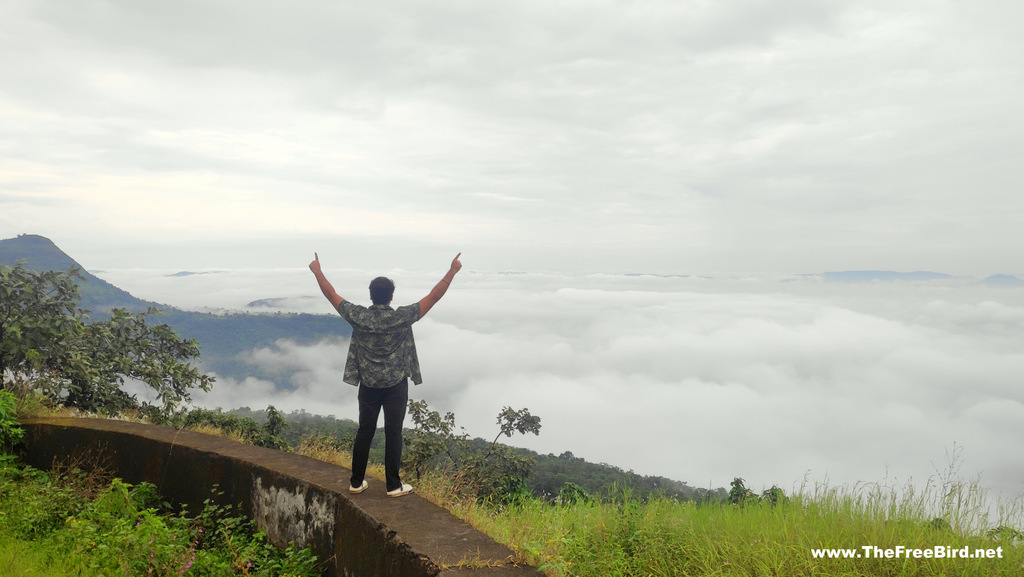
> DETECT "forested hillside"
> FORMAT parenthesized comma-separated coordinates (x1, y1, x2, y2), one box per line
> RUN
(234, 407, 717, 502)
(0, 234, 351, 383)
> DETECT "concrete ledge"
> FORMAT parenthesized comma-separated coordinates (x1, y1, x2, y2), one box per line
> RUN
(19, 417, 543, 577)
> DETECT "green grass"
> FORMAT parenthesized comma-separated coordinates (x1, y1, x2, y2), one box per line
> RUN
(405, 464, 1024, 576)
(0, 532, 79, 576)
(291, 437, 1024, 576)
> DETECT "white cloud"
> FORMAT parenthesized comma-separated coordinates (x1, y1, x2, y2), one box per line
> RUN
(193, 339, 359, 418)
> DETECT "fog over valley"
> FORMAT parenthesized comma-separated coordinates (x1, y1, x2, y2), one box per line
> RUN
(103, 266, 1024, 497)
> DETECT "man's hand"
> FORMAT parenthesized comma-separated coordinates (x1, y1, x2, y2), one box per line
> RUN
(420, 252, 462, 317)
(310, 252, 343, 308)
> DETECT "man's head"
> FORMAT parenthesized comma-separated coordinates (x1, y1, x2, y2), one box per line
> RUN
(369, 276, 395, 305)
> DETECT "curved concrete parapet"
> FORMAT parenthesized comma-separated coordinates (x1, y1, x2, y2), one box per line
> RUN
(19, 417, 543, 577)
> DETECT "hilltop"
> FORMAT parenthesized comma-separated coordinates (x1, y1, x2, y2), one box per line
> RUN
(0, 234, 351, 384)
(0, 234, 154, 312)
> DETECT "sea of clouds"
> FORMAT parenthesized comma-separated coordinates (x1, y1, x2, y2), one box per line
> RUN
(99, 266, 1024, 497)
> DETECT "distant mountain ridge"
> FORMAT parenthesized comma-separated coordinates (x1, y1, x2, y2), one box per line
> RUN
(0, 234, 352, 385)
(820, 270, 953, 283)
(816, 269, 1023, 285)
(982, 274, 1024, 286)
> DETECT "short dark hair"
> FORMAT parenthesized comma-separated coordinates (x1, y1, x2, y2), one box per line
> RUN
(369, 276, 395, 305)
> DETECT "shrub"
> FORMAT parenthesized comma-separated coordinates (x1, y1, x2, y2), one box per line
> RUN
(0, 457, 318, 576)
(0, 390, 24, 450)
(0, 263, 213, 417)
(176, 406, 290, 450)
(403, 400, 541, 504)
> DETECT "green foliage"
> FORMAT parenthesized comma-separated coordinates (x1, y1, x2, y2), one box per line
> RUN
(495, 406, 541, 439)
(0, 262, 83, 380)
(236, 407, 358, 450)
(0, 454, 88, 539)
(129, 480, 165, 510)
(761, 484, 789, 507)
(0, 262, 213, 417)
(728, 476, 756, 505)
(78, 307, 213, 413)
(263, 405, 287, 438)
(404, 400, 461, 479)
(0, 390, 24, 450)
(404, 400, 541, 504)
(0, 457, 317, 576)
(176, 406, 290, 451)
(558, 481, 591, 507)
(724, 477, 791, 508)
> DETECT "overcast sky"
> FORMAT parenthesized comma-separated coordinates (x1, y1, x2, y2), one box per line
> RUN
(3, 0, 1023, 274)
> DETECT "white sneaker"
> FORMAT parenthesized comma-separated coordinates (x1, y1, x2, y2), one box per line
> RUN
(386, 483, 414, 498)
(349, 480, 368, 494)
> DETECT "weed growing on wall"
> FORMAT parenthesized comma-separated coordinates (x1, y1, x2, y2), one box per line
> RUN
(0, 457, 318, 576)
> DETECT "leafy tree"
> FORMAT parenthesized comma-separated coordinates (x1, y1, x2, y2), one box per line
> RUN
(1, 262, 213, 416)
(494, 406, 541, 440)
(728, 477, 756, 505)
(761, 485, 788, 507)
(263, 405, 287, 438)
(725, 478, 789, 507)
(0, 263, 82, 379)
(558, 481, 592, 506)
(403, 400, 461, 478)
(403, 400, 541, 504)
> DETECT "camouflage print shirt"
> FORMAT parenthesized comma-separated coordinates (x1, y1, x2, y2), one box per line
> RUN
(336, 301, 422, 388)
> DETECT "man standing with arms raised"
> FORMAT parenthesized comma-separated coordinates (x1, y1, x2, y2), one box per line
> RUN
(309, 252, 462, 497)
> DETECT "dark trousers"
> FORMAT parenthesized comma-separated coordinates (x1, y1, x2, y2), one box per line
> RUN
(351, 379, 408, 491)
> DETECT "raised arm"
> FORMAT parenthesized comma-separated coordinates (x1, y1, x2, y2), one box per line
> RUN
(309, 252, 344, 310)
(419, 253, 462, 317)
